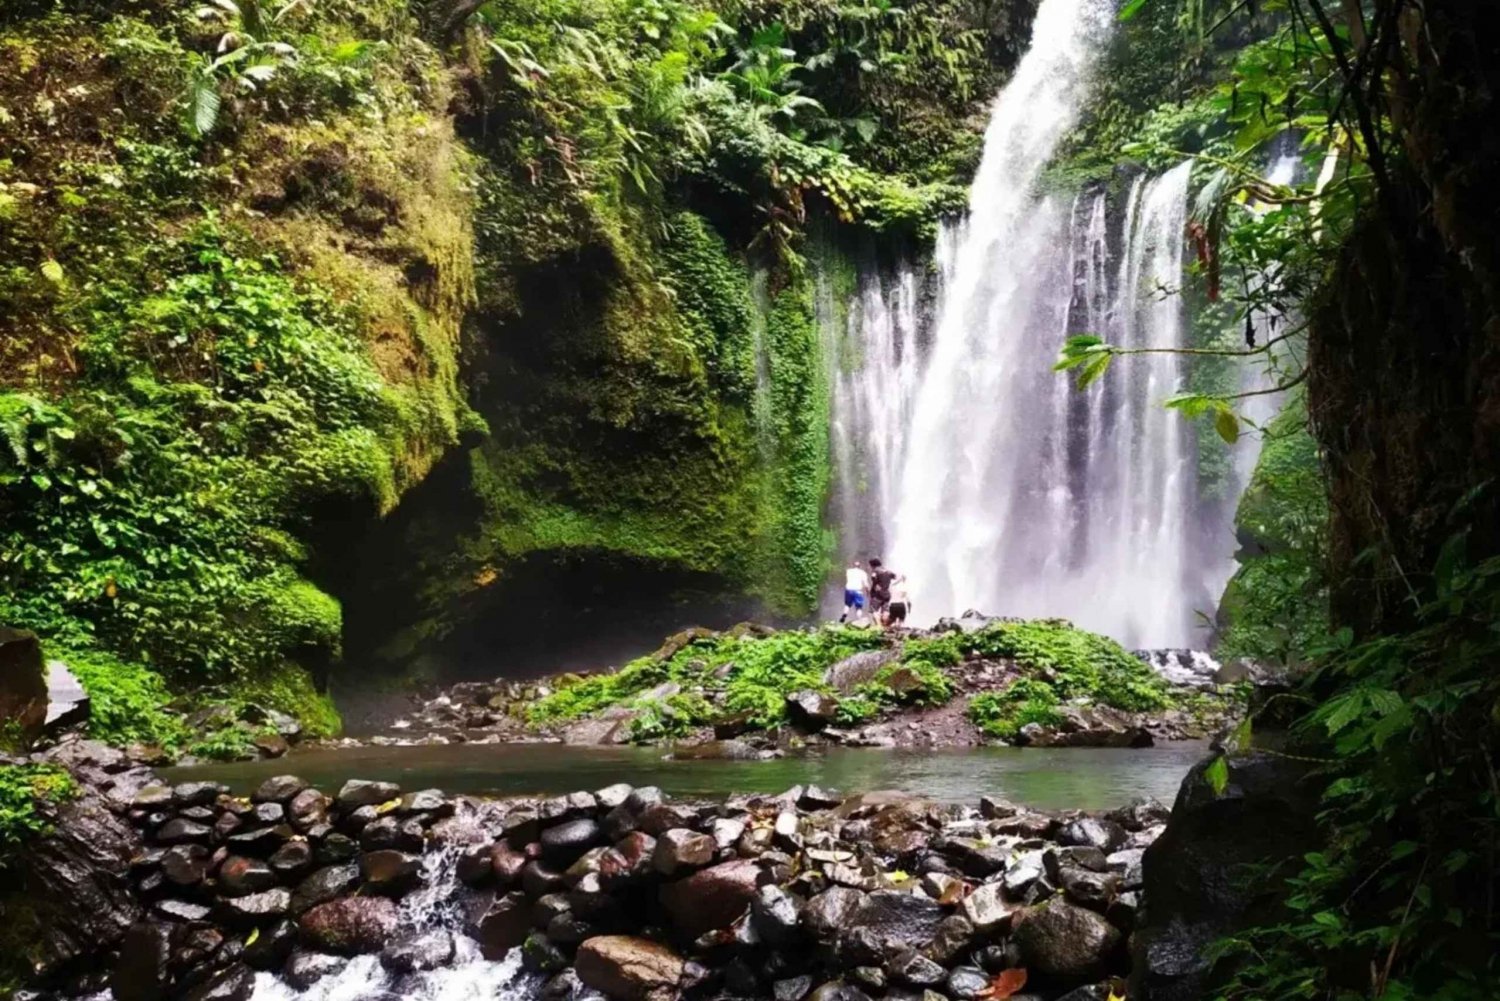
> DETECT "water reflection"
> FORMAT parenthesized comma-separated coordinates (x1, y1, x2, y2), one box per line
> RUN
(169, 741, 1207, 812)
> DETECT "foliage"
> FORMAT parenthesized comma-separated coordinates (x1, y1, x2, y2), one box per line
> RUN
(968, 679, 1063, 739)
(0, 763, 77, 856)
(1216, 392, 1329, 663)
(527, 625, 886, 734)
(1213, 550, 1500, 1000)
(855, 656, 956, 708)
(60, 648, 188, 750)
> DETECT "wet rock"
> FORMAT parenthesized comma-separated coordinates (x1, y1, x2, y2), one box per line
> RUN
(543, 968, 587, 1001)
(595, 783, 633, 810)
(926, 914, 976, 964)
(491, 840, 528, 886)
(1058, 866, 1121, 911)
(659, 858, 764, 937)
(183, 963, 254, 1001)
(133, 786, 175, 809)
(287, 789, 330, 831)
(853, 890, 947, 953)
(1003, 852, 1045, 897)
(243, 918, 298, 970)
(961, 881, 1019, 933)
(253, 776, 306, 804)
(315, 832, 358, 865)
(775, 974, 815, 1001)
(111, 921, 172, 1001)
(799, 785, 843, 810)
(541, 818, 605, 864)
(382, 929, 456, 973)
(173, 782, 225, 808)
(213, 812, 243, 842)
(575, 935, 685, 1001)
(360, 815, 424, 852)
(218, 855, 277, 896)
(940, 837, 1009, 878)
(523, 933, 569, 974)
(334, 779, 400, 811)
(154, 898, 212, 921)
(161, 844, 210, 887)
(979, 796, 1020, 820)
(1046, 846, 1110, 875)
(653, 828, 714, 874)
(522, 860, 567, 897)
(890, 949, 946, 987)
(283, 950, 347, 989)
(299, 896, 400, 954)
(226, 825, 291, 857)
(251, 802, 286, 826)
(1057, 818, 1127, 853)
(805, 886, 869, 941)
(269, 840, 314, 880)
(751, 884, 803, 944)
(290, 864, 360, 915)
(360, 849, 422, 896)
(1013, 899, 1121, 983)
(709, 817, 746, 851)
(787, 690, 839, 731)
(807, 981, 874, 1001)
(400, 789, 451, 815)
(635, 803, 695, 836)
(156, 818, 212, 845)
(215, 887, 291, 927)
(947, 966, 991, 999)
(1108, 797, 1170, 832)
(473, 891, 533, 958)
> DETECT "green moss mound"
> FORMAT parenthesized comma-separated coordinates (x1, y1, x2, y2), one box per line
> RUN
(0, 763, 76, 857)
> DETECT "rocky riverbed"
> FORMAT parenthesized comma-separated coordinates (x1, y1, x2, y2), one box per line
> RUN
(10, 737, 1174, 1001)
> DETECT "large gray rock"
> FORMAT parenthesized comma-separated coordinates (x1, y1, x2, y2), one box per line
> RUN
(575, 935, 685, 1001)
(659, 859, 764, 937)
(334, 779, 400, 810)
(850, 890, 947, 954)
(1130, 752, 1319, 1001)
(824, 649, 900, 693)
(1013, 899, 1121, 983)
(44, 660, 90, 732)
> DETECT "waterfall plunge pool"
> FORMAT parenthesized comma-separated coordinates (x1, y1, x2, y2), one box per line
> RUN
(166, 741, 1208, 812)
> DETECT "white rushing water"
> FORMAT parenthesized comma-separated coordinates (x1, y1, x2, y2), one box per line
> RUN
(827, 0, 1253, 647)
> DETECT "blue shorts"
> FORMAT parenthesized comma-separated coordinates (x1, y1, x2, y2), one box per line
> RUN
(844, 589, 865, 610)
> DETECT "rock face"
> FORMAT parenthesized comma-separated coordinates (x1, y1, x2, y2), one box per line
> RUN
(2, 781, 143, 979)
(575, 936, 685, 1001)
(0, 625, 47, 740)
(1130, 752, 1319, 1001)
(1013, 899, 1121, 982)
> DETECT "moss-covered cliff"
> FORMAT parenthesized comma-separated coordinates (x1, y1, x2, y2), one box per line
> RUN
(0, 0, 1031, 738)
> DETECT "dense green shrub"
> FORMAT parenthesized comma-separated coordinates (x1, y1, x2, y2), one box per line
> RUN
(967, 679, 1064, 739)
(0, 763, 76, 856)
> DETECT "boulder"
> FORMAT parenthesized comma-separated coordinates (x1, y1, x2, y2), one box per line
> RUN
(334, 779, 400, 810)
(161, 844, 211, 887)
(960, 881, 1020, 933)
(283, 950, 348, 989)
(653, 828, 715, 875)
(851, 890, 947, 954)
(214, 887, 291, 927)
(751, 884, 803, 944)
(218, 855, 277, 896)
(298, 896, 400, 954)
(805, 887, 868, 942)
(472, 891, 533, 958)
(1129, 752, 1319, 1001)
(290, 864, 360, 915)
(1013, 899, 1121, 983)
(1057, 818, 1127, 853)
(541, 818, 605, 864)
(824, 649, 900, 693)
(269, 840, 315, 880)
(575, 935, 685, 1001)
(183, 963, 255, 1001)
(659, 859, 764, 938)
(786, 690, 840, 731)
(111, 921, 172, 1001)
(0, 626, 46, 741)
(360, 849, 422, 896)
(253, 775, 307, 804)
(381, 929, 456, 973)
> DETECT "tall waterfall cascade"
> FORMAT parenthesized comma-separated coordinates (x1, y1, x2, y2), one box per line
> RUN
(828, 0, 1261, 648)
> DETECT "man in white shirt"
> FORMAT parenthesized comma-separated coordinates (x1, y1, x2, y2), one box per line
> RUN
(840, 560, 869, 623)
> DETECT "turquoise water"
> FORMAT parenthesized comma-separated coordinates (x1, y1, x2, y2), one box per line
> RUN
(168, 741, 1206, 811)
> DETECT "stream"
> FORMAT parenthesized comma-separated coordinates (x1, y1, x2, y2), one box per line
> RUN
(167, 741, 1208, 812)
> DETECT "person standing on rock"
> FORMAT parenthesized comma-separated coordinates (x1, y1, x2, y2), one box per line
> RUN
(885, 574, 910, 629)
(868, 557, 896, 625)
(840, 559, 869, 623)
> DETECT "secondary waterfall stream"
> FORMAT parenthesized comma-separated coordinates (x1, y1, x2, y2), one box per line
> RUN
(828, 0, 1254, 648)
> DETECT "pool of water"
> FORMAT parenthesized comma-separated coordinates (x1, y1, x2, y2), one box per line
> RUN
(167, 741, 1207, 812)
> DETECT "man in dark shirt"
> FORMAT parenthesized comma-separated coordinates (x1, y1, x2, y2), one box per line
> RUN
(868, 557, 896, 624)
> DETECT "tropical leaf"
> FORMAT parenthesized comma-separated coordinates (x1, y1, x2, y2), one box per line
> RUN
(1205, 755, 1229, 796)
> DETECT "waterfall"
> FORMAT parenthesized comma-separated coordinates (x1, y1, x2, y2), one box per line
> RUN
(829, 0, 1248, 648)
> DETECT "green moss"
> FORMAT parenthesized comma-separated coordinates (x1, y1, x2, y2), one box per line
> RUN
(59, 648, 187, 750)
(1217, 393, 1329, 662)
